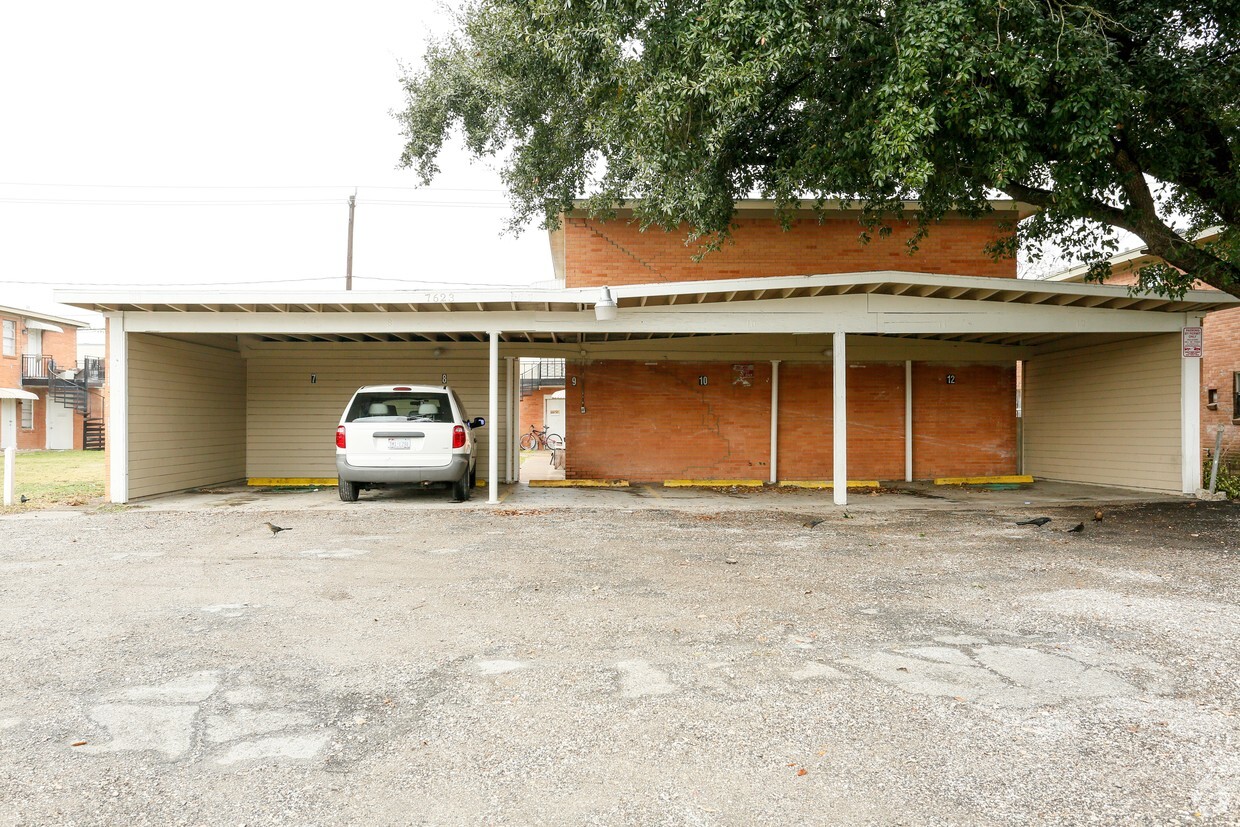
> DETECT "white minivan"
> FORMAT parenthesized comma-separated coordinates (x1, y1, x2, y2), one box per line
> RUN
(335, 384, 485, 502)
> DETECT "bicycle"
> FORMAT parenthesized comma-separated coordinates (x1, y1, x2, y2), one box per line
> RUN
(520, 424, 564, 451)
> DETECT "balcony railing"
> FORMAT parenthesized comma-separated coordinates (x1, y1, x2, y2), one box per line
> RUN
(21, 355, 53, 383)
(519, 358, 566, 393)
(21, 355, 106, 386)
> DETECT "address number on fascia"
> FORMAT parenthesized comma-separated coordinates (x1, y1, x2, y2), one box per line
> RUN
(419, 292, 456, 303)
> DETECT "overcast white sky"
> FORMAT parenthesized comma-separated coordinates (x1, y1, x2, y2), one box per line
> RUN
(0, 1, 554, 321)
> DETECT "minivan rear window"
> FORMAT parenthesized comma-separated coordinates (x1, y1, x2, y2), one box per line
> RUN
(346, 392, 453, 423)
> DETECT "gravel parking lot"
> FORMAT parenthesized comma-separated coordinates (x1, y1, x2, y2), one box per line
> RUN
(1, 488, 1237, 825)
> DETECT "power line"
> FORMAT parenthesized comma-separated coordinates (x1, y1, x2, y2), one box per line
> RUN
(0, 181, 505, 193)
(0, 197, 510, 208)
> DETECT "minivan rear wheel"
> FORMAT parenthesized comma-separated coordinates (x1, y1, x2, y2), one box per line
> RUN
(451, 471, 470, 502)
(338, 479, 361, 502)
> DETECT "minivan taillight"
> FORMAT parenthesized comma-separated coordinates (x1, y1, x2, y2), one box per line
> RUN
(452, 425, 466, 449)
(336, 426, 346, 449)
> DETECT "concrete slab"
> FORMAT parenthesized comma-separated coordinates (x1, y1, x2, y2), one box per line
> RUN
(130, 478, 1187, 515)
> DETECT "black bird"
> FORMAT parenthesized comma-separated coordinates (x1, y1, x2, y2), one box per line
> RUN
(19, 494, 29, 503)
(1015, 517, 1052, 527)
(1067, 522, 1085, 533)
(264, 521, 291, 536)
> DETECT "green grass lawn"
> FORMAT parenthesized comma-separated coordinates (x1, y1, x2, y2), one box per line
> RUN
(1, 450, 105, 510)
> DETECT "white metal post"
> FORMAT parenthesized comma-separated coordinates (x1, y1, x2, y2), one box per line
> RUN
(769, 360, 780, 484)
(106, 312, 128, 503)
(1182, 319, 1202, 493)
(905, 360, 913, 482)
(3, 445, 13, 506)
(833, 332, 848, 506)
(488, 331, 500, 504)
(505, 357, 517, 483)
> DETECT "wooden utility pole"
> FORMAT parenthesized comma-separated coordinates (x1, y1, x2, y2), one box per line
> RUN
(345, 190, 357, 291)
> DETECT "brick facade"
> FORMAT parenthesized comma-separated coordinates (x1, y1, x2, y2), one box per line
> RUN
(1202, 306, 1240, 463)
(0, 309, 86, 450)
(564, 360, 1016, 482)
(561, 215, 1018, 288)
(554, 208, 1023, 482)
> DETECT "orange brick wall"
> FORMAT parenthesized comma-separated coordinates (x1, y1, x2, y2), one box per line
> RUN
(564, 360, 1016, 481)
(776, 363, 910, 480)
(563, 216, 1017, 287)
(912, 363, 1017, 478)
(566, 361, 775, 480)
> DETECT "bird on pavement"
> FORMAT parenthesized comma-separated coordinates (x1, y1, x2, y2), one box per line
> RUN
(1015, 517, 1052, 527)
(1067, 522, 1085, 533)
(1093, 509, 1104, 522)
(264, 521, 291, 536)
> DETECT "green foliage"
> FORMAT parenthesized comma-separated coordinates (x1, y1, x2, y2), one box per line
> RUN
(1204, 452, 1240, 499)
(398, 0, 1240, 296)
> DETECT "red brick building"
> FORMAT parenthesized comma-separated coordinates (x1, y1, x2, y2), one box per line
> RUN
(0, 304, 103, 451)
(61, 201, 1234, 505)
(552, 203, 1023, 483)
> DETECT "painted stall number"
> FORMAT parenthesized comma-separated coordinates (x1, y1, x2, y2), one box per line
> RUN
(441, 373, 449, 385)
(946, 374, 956, 385)
(698, 376, 709, 386)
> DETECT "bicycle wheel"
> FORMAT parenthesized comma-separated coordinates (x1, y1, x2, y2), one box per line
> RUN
(520, 433, 537, 451)
(545, 433, 565, 450)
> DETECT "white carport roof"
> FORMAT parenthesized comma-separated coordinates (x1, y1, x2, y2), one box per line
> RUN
(57, 270, 1237, 349)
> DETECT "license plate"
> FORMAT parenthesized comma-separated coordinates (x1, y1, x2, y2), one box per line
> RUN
(387, 438, 412, 450)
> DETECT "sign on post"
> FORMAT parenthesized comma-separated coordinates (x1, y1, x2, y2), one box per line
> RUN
(1183, 327, 1203, 358)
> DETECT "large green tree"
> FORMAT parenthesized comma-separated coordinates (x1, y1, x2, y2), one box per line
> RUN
(398, 0, 1239, 297)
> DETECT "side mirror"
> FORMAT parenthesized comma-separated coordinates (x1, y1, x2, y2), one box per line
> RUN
(470, 417, 486, 429)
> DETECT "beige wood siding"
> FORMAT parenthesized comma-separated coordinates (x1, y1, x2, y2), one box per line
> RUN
(245, 343, 510, 481)
(1023, 333, 1182, 491)
(128, 334, 246, 499)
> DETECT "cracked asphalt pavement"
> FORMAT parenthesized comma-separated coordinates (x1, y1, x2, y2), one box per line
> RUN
(1, 495, 1237, 825)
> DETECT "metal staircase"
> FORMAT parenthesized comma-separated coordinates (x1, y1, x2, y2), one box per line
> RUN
(39, 357, 106, 451)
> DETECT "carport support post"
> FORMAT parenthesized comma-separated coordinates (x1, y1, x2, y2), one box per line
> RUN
(905, 360, 913, 482)
(769, 360, 780, 484)
(488, 331, 500, 504)
(106, 312, 128, 504)
(1182, 318, 1202, 494)
(833, 332, 847, 506)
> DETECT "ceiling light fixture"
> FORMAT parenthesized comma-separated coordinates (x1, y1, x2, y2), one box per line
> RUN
(594, 286, 617, 321)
